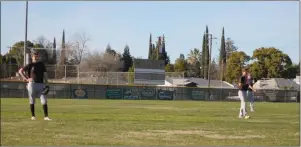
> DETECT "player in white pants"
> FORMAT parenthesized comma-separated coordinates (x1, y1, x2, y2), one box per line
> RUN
(238, 68, 250, 119)
(247, 73, 256, 112)
(19, 50, 52, 121)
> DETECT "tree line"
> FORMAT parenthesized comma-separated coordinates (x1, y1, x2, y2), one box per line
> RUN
(166, 26, 299, 83)
(1, 27, 299, 83)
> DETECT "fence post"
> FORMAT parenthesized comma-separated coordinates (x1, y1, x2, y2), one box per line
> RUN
(77, 65, 80, 84)
(69, 84, 72, 99)
(297, 91, 300, 103)
(93, 84, 96, 99)
(106, 72, 109, 84)
(64, 65, 67, 83)
(117, 72, 119, 85)
(54, 65, 56, 79)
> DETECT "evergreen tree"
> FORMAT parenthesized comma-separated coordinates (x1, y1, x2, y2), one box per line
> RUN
(201, 33, 206, 78)
(152, 43, 156, 60)
(122, 44, 133, 72)
(204, 26, 209, 79)
(57, 30, 67, 79)
(60, 30, 66, 64)
(148, 33, 153, 59)
(219, 27, 226, 80)
(52, 37, 57, 64)
(156, 37, 162, 60)
(162, 34, 169, 65)
(106, 44, 116, 56)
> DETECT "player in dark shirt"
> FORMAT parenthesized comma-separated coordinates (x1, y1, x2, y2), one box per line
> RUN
(18, 50, 52, 121)
(238, 68, 250, 119)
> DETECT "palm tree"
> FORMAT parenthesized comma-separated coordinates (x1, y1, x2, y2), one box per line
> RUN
(187, 48, 201, 64)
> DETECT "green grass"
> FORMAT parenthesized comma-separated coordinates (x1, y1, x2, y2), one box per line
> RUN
(1, 98, 300, 146)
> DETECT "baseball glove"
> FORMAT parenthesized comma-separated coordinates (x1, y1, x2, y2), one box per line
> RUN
(42, 86, 50, 95)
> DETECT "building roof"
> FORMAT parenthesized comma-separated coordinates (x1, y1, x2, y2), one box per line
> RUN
(294, 76, 299, 85)
(165, 77, 235, 88)
(253, 78, 300, 90)
(165, 78, 195, 86)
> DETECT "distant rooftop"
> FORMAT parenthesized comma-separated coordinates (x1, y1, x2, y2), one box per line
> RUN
(254, 78, 299, 90)
(166, 77, 235, 88)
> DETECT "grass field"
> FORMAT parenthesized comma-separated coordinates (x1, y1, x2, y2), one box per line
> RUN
(1, 98, 300, 146)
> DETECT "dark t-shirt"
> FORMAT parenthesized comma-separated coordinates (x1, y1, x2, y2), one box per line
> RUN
(247, 77, 253, 91)
(240, 76, 249, 91)
(23, 62, 47, 83)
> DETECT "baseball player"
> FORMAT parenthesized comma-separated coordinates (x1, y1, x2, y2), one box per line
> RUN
(238, 68, 250, 119)
(247, 73, 256, 112)
(18, 50, 51, 121)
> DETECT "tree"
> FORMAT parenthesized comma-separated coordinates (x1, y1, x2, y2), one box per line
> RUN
(80, 50, 123, 72)
(180, 54, 185, 60)
(174, 56, 186, 72)
(187, 48, 201, 77)
(56, 30, 67, 79)
(225, 51, 250, 83)
(219, 27, 226, 80)
(156, 36, 162, 60)
(249, 47, 292, 79)
(161, 35, 169, 65)
(59, 30, 67, 64)
(148, 33, 153, 59)
(50, 37, 57, 64)
(201, 33, 206, 78)
(187, 48, 201, 65)
(151, 43, 156, 60)
(67, 32, 90, 65)
(205, 26, 210, 79)
(127, 64, 135, 84)
(297, 62, 300, 76)
(165, 64, 174, 72)
(105, 44, 117, 56)
(282, 63, 299, 79)
(247, 63, 264, 81)
(9, 41, 34, 67)
(34, 36, 52, 49)
(0, 54, 5, 78)
(0, 54, 2, 65)
(122, 44, 133, 72)
(210, 58, 219, 80)
(225, 38, 238, 60)
(33, 36, 57, 64)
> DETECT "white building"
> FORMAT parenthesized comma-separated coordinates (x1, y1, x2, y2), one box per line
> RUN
(159, 77, 235, 88)
(293, 76, 300, 85)
(253, 78, 300, 90)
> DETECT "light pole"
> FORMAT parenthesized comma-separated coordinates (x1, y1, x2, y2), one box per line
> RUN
(205, 33, 217, 88)
(24, 1, 28, 66)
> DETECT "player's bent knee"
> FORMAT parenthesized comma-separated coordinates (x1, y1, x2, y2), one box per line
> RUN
(41, 100, 47, 105)
(29, 98, 35, 104)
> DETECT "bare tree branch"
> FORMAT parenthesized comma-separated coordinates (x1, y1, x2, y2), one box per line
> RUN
(80, 50, 123, 72)
(67, 32, 90, 65)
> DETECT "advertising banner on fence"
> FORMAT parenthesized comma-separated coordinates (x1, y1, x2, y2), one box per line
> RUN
(106, 88, 122, 99)
(140, 88, 156, 100)
(191, 90, 205, 100)
(123, 88, 140, 99)
(72, 89, 88, 99)
(157, 90, 173, 100)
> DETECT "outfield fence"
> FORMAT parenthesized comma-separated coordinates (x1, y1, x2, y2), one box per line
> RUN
(1, 81, 299, 102)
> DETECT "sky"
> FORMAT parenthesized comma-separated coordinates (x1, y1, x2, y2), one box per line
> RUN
(1, 1, 299, 64)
